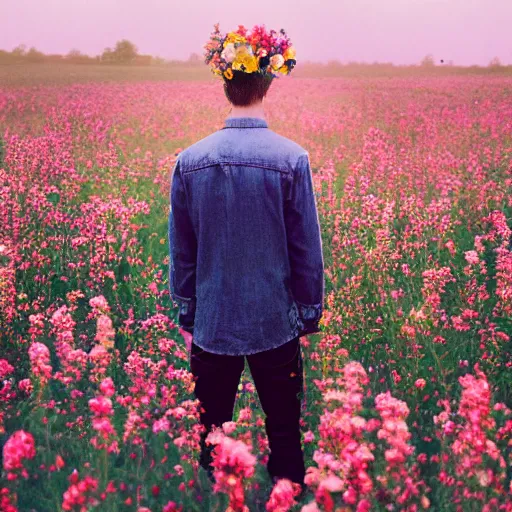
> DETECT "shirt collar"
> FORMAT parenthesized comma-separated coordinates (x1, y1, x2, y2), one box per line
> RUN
(223, 117, 268, 129)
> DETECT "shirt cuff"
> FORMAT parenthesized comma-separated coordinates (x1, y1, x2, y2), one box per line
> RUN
(296, 301, 323, 323)
(174, 295, 196, 334)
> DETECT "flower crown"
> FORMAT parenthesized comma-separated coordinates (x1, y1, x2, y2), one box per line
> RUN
(204, 23, 297, 80)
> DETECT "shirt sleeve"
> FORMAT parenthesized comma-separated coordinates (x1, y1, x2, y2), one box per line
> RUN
(168, 157, 197, 334)
(284, 152, 325, 336)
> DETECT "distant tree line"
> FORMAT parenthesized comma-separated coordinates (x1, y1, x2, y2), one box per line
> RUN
(312, 53, 511, 76)
(0, 40, 204, 67)
(0, 42, 510, 73)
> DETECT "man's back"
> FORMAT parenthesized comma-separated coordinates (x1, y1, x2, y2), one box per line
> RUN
(178, 117, 306, 174)
(169, 116, 324, 355)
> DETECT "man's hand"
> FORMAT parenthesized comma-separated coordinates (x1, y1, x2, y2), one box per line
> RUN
(179, 327, 193, 352)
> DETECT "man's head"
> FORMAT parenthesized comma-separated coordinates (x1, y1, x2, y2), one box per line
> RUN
(223, 70, 274, 107)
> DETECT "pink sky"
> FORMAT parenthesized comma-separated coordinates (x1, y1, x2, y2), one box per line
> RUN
(2, 0, 511, 65)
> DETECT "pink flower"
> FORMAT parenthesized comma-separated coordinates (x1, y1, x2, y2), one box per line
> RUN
(237, 407, 252, 423)
(222, 421, 237, 434)
(209, 434, 256, 480)
(390, 289, 402, 300)
(207, 431, 256, 510)
(153, 417, 170, 435)
(319, 475, 344, 493)
(0, 359, 14, 379)
(28, 342, 53, 384)
(89, 295, 110, 313)
(163, 502, 182, 512)
(443, 420, 456, 435)
(266, 478, 301, 512)
(173, 464, 185, 476)
(391, 369, 402, 384)
(415, 378, 426, 389)
(465, 250, 480, 265)
(445, 239, 456, 256)
(99, 377, 116, 397)
(356, 499, 372, 512)
(18, 378, 33, 394)
(384, 448, 406, 464)
(303, 431, 315, 443)
(2, 430, 36, 479)
(300, 503, 320, 512)
(50, 305, 76, 346)
(62, 472, 99, 511)
(89, 395, 113, 416)
(375, 392, 410, 420)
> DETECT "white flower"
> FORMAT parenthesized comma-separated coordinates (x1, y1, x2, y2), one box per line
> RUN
(221, 43, 236, 63)
(270, 54, 285, 70)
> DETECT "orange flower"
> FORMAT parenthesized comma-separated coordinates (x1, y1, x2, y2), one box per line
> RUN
(283, 46, 296, 60)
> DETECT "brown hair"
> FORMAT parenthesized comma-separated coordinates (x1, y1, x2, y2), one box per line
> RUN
(223, 70, 274, 106)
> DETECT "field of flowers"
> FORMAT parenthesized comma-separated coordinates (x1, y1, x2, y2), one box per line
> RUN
(1, 73, 512, 511)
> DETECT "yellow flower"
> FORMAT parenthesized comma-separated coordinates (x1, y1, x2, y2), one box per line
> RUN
(223, 32, 247, 47)
(283, 46, 296, 61)
(223, 68, 233, 79)
(278, 64, 289, 74)
(232, 53, 259, 73)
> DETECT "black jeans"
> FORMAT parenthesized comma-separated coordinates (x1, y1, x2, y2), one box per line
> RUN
(189, 335, 305, 485)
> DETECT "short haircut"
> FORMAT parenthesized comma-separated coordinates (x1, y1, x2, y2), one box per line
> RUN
(223, 70, 274, 107)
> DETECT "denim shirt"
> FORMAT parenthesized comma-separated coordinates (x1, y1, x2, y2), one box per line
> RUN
(168, 116, 324, 355)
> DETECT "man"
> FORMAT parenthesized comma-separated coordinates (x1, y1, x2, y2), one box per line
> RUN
(168, 24, 324, 494)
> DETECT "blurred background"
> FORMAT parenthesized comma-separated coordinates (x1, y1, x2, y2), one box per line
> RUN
(1, 0, 512, 86)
